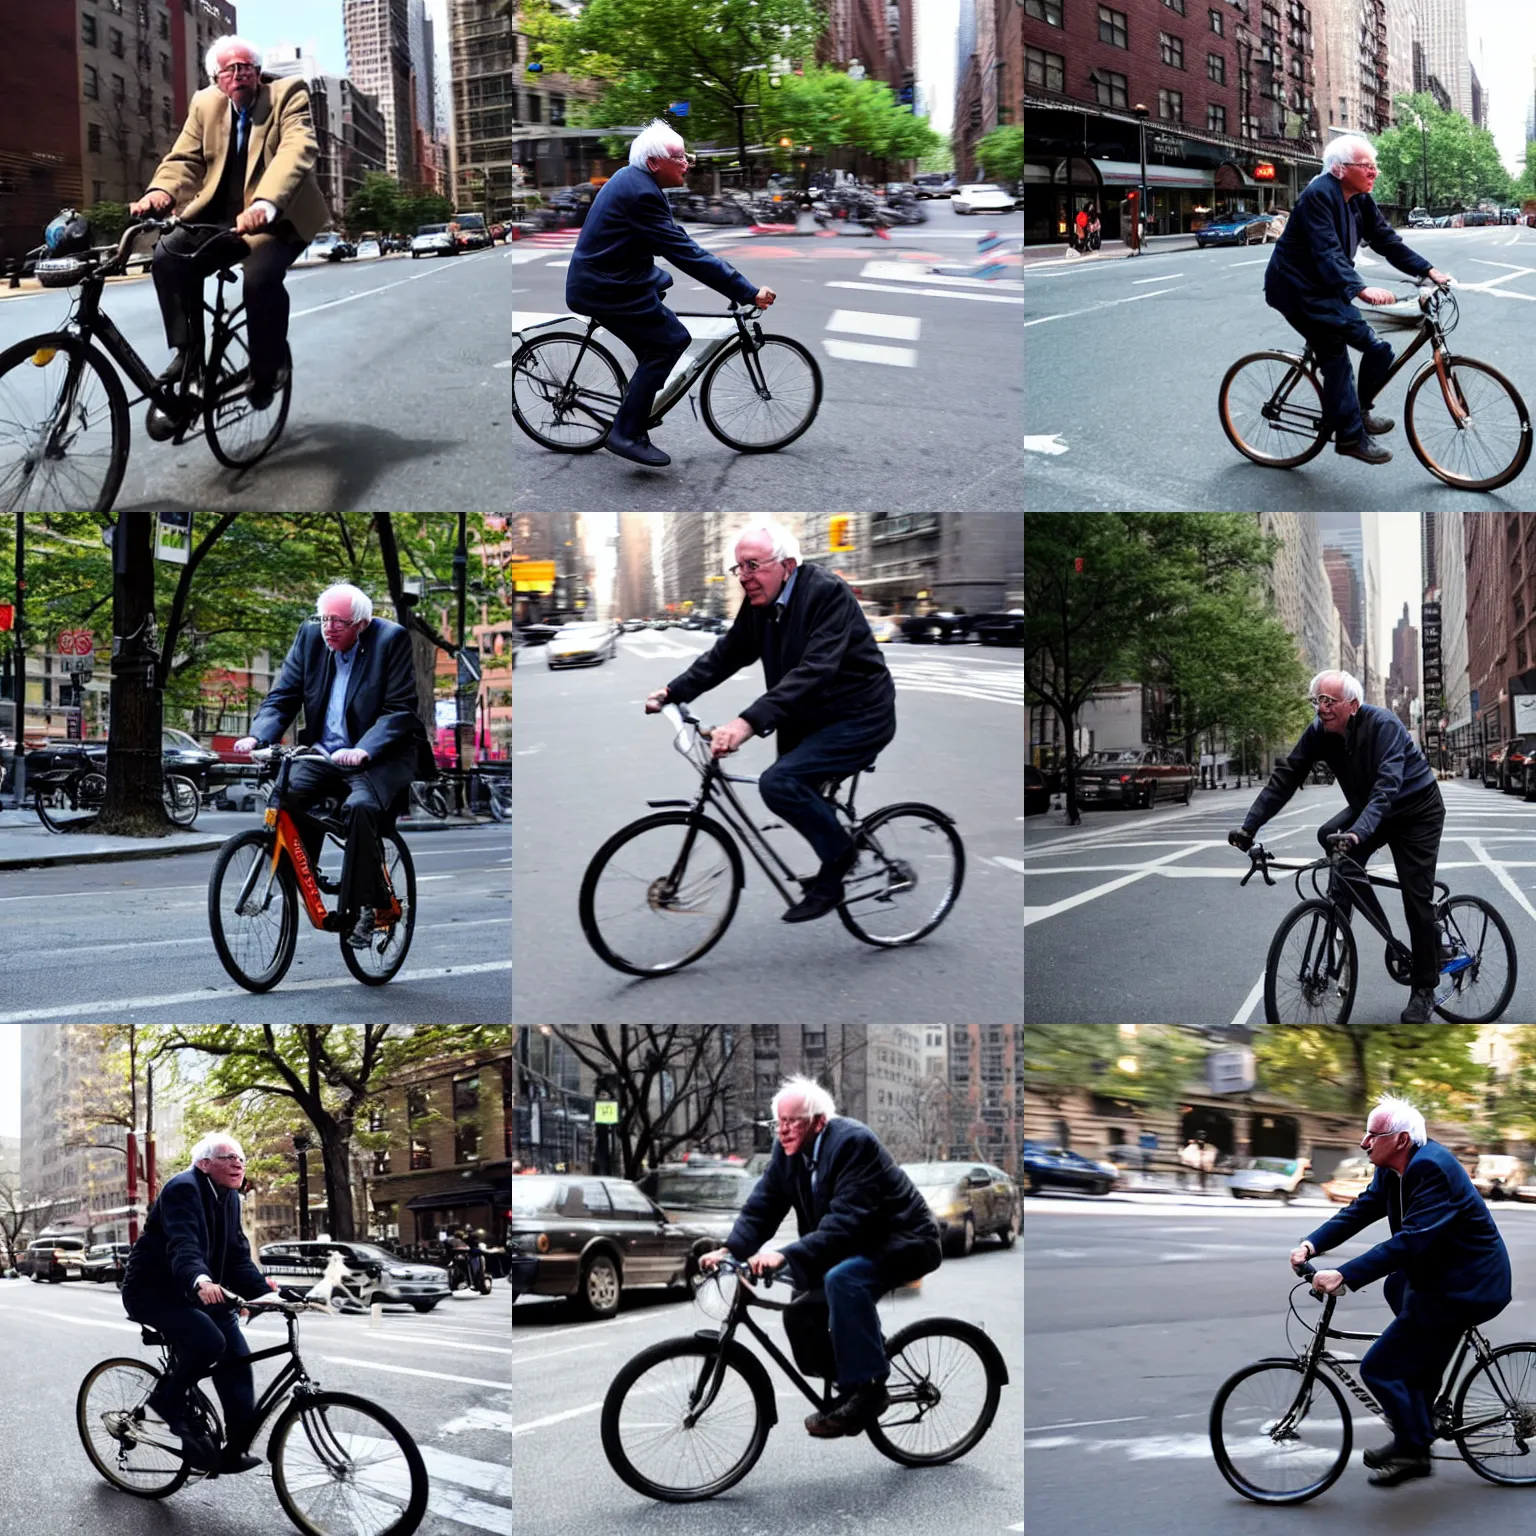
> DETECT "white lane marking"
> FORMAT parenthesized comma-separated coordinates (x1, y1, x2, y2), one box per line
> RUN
(0, 882, 206, 902)
(1133, 272, 1182, 283)
(15, 916, 508, 959)
(0, 961, 513, 1023)
(1024, 434, 1069, 455)
(1464, 836, 1536, 925)
(510, 310, 569, 330)
(857, 259, 1023, 292)
(1029, 1416, 1148, 1433)
(319, 1355, 509, 1389)
(1023, 286, 1186, 327)
(1024, 843, 1206, 926)
(821, 338, 918, 366)
(1230, 972, 1266, 1027)
(996, 857, 1025, 874)
(419, 1444, 514, 1499)
(440, 1406, 515, 1437)
(512, 1400, 603, 1435)
(289, 254, 494, 318)
(826, 308, 922, 339)
(1229, 257, 1269, 266)
(826, 280, 1022, 305)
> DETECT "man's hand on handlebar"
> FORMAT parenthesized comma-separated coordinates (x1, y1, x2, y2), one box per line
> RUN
(644, 688, 669, 715)
(1309, 1269, 1346, 1296)
(1328, 831, 1359, 850)
(130, 190, 174, 219)
(1228, 828, 1254, 853)
(710, 717, 754, 758)
(1289, 1241, 1316, 1271)
(233, 736, 261, 754)
(1427, 267, 1453, 288)
(1358, 286, 1398, 306)
(755, 287, 777, 309)
(698, 1247, 732, 1273)
(331, 747, 370, 769)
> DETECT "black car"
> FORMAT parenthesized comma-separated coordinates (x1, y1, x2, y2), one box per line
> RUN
(1025, 764, 1051, 816)
(971, 610, 1024, 646)
(900, 612, 974, 644)
(22, 1235, 89, 1281)
(1022, 1141, 1117, 1197)
(515, 622, 562, 647)
(25, 726, 225, 797)
(510, 1174, 717, 1318)
(81, 1241, 133, 1284)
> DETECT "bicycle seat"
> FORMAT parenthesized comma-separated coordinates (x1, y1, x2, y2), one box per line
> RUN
(140, 1327, 167, 1347)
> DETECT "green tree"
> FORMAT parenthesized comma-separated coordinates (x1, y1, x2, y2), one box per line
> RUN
(763, 68, 941, 180)
(976, 125, 1023, 185)
(83, 200, 132, 246)
(1376, 93, 1512, 210)
(1025, 1025, 1209, 1113)
(345, 171, 402, 235)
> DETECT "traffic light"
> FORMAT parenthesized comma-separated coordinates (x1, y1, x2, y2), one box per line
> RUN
(830, 515, 853, 552)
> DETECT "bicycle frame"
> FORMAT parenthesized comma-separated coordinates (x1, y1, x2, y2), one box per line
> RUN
(693, 1270, 838, 1418)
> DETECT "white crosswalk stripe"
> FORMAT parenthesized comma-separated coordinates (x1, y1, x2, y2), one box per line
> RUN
(886, 658, 1024, 706)
(821, 306, 922, 367)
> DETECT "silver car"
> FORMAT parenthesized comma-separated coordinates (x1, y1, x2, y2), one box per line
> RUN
(258, 1239, 450, 1312)
(1228, 1156, 1310, 1202)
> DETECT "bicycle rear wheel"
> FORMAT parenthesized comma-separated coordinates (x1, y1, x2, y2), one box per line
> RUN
(1218, 351, 1329, 468)
(579, 811, 744, 975)
(1405, 356, 1532, 491)
(1453, 1342, 1536, 1485)
(208, 828, 300, 991)
(510, 333, 625, 451)
(866, 1319, 1003, 1467)
(1210, 1359, 1351, 1504)
(0, 332, 130, 513)
(339, 830, 416, 985)
(1435, 895, 1517, 1022)
(204, 331, 291, 468)
(699, 335, 822, 451)
(268, 1390, 428, 1536)
(1263, 899, 1358, 1025)
(163, 773, 200, 828)
(75, 1358, 192, 1498)
(35, 771, 106, 832)
(837, 804, 965, 946)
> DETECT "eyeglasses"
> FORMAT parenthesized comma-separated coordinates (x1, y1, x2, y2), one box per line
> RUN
(318, 615, 361, 630)
(218, 62, 259, 77)
(210, 1153, 246, 1164)
(729, 558, 782, 579)
(669, 153, 697, 166)
(1310, 693, 1343, 708)
(1360, 1130, 1399, 1144)
(775, 1116, 812, 1130)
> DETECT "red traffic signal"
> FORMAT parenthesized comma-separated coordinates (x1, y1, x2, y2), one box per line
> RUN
(0, 603, 12, 631)
(1074, 557, 1085, 573)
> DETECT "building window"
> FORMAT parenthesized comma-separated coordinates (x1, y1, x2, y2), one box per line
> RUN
(109, 26, 123, 57)
(1095, 69, 1129, 109)
(93, 180, 104, 202)
(159, 11, 168, 38)
(1208, 52, 1225, 84)
(453, 1073, 481, 1165)
(550, 94, 566, 126)
(1025, 0, 1064, 21)
(1340, 96, 1348, 126)
(84, 65, 99, 100)
(112, 73, 125, 105)
(161, 52, 170, 81)
(1208, 103, 1227, 132)
(408, 1085, 431, 1171)
(82, 13, 98, 45)
(87, 122, 102, 152)
(1159, 87, 1183, 121)
(1163, 0, 1185, 11)
(1026, 46, 1065, 93)
(1210, 7, 1224, 33)
(1098, 6, 1128, 48)
(1161, 33, 1184, 68)
(163, 97, 172, 133)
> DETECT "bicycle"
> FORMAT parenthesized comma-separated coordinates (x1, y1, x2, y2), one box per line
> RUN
(206, 744, 416, 992)
(0, 213, 292, 514)
(578, 702, 964, 975)
(510, 301, 822, 455)
(1210, 1260, 1536, 1504)
(600, 1255, 1009, 1502)
(31, 745, 199, 832)
(76, 1289, 429, 1536)
(1239, 837, 1516, 1024)
(1218, 278, 1533, 490)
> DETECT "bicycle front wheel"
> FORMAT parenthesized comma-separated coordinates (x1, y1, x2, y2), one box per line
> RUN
(1405, 356, 1532, 491)
(0, 332, 130, 513)
(163, 773, 200, 829)
(510, 333, 626, 451)
(339, 830, 416, 985)
(699, 335, 822, 451)
(867, 1319, 1003, 1467)
(485, 775, 511, 822)
(1435, 895, 1518, 1022)
(75, 1357, 191, 1498)
(1263, 899, 1358, 1025)
(208, 828, 300, 992)
(1453, 1342, 1536, 1485)
(838, 803, 965, 946)
(1210, 1359, 1351, 1504)
(579, 811, 744, 976)
(35, 771, 106, 832)
(1218, 351, 1329, 468)
(268, 1390, 428, 1536)
(601, 1337, 774, 1502)
(204, 333, 291, 468)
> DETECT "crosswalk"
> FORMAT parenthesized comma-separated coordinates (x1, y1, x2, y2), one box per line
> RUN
(886, 655, 1024, 707)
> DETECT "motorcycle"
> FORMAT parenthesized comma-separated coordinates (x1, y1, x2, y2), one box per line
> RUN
(447, 1248, 492, 1295)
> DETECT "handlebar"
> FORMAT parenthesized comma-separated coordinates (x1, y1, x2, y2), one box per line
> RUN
(660, 701, 715, 742)
(92, 217, 238, 276)
(247, 744, 367, 772)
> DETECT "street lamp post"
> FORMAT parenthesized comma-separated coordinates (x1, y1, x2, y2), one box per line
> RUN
(1134, 103, 1150, 255)
(1414, 110, 1430, 211)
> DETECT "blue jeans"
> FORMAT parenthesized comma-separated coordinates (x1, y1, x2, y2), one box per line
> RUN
(122, 1289, 254, 1441)
(823, 1256, 891, 1390)
(1275, 300, 1394, 444)
(757, 712, 898, 873)
(594, 304, 691, 440)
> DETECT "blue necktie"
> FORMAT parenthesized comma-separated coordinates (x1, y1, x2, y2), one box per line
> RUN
(235, 108, 249, 153)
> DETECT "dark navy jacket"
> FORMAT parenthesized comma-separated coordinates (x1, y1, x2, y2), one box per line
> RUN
(725, 1117, 942, 1290)
(1265, 172, 1432, 314)
(664, 562, 896, 751)
(1241, 702, 1438, 844)
(565, 164, 759, 317)
(121, 1167, 270, 1305)
(1304, 1140, 1512, 1312)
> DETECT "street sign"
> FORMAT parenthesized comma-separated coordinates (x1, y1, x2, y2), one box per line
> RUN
(594, 1100, 618, 1125)
(58, 628, 93, 655)
(155, 511, 192, 565)
(670, 101, 690, 116)
(61, 655, 93, 673)
(512, 560, 557, 591)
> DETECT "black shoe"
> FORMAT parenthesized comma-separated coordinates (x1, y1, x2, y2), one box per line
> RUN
(1363, 1439, 1402, 1469)
(1362, 410, 1396, 435)
(247, 363, 289, 412)
(805, 1382, 890, 1439)
(604, 430, 670, 467)
(1336, 436, 1393, 464)
(820, 840, 861, 885)
(145, 1385, 217, 1467)
(216, 1451, 262, 1474)
(155, 348, 189, 387)
(344, 909, 377, 949)
(782, 880, 844, 924)
(1401, 986, 1436, 1024)
(1367, 1453, 1432, 1487)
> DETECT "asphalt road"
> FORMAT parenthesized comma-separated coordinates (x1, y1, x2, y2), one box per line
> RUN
(0, 1271, 510, 1536)
(1025, 1190, 1536, 1534)
(1024, 776, 1536, 1025)
(511, 629, 1027, 1024)
(513, 1241, 1023, 1535)
(0, 246, 512, 511)
(510, 201, 1024, 511)
(0, 813, 511, 1023)
(1024, 223, 1536, 511)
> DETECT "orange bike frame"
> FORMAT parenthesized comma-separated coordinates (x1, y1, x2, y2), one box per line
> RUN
(264, 805, 402, 931)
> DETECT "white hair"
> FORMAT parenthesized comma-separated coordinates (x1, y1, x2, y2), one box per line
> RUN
(770, 1074, 837, 1122)
(190, 1131, 245, 1166)
(630, 118, 684, 169)
(726, 518, 802, 573)
(1308, 669, 1363, 706)
(1323, 133, 1376, 177)
(1371, 1094, 1427, 1146)
(316, 582, 373, 623)
(206, 35, 262, 80)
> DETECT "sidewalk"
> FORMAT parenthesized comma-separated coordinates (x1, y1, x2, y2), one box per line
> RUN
(1022, 232, 1201, 269)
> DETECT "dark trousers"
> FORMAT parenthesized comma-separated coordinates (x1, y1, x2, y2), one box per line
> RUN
(152, 223, 302, 385)
(122, 1289, 253, 1443)
(1319, 782, 1445, 988)
(1275, 301, 1394, 444)
(786, 1261, 892, 1392)
(1362, 1271, 1505, 1455)
(281, 758, 399, 913)
(758, 712, 898, 874)
(597, 304, 692, 440)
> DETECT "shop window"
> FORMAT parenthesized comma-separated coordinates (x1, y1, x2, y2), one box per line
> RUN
(1026, 46, 1064, 94)
(1098, 6, 1128, 48)
(1158, 87, 1183, 122)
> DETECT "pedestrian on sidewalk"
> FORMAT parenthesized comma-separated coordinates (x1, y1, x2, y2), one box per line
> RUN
(1074, 206, 1090, 253)
(1179, 1138, 1201, 1189)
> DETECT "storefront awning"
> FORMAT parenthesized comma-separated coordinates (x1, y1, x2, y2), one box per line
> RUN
(405, 1185, 500, 1212)
(1082, 160, 1216, 190)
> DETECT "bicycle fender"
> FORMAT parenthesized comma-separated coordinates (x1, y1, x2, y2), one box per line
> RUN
(885, 1318, 1009, 1387)
(646, 799, 696, 808)
(688, 1333, 780, 1428)
(865, 799, 960, 829)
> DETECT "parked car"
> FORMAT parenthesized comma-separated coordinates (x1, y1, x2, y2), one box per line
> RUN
(546, 621, 619, 669)
(900, 611, 973, 644)
(1322, 1154, 1374, 1203)
(258, 1239, 451, 1312)
(1022, 1142, 1116, 1197)
(355, 238, 381, 259)
(1500, 736, 1536, 793)
(81, 1241, 133, 1284)
(23, 1235, 88, 1282)
(1407, 207, 1434, 227)
(619, 618, 649, 633)
(902, 1161, 1020, 1256)
(26, 726, 225, 798)
(411, 223, 458, 258)
(1025, 763, 1052, 816)
(450, 211, 492, 250)
(912, 172, 957, 198)
(509, 1174, 717, 1318)
(1195, 212, 1273, 248)
(971, 609, 1025, 646)
(951, 183, 1017, 215)
(867, 615, 903, 644)
(1484, 742, 1509, 788)
(1228, 1155, 1311, 1202)
(1472, 1154, 1533, 1201)
(1074, 747, 1196, 809)
(303, 230, 355, 262)
(635, 1164, 796, 1250)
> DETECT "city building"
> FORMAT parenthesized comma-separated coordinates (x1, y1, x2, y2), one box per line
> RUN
(1426, 511, 1474, 770)
(1311, 0, 1391, 140)
(1316, 512, 1383, 704)
(449, 0, 516, 219)
(508, 4, 607, 194)
(344, 0, 419, 185)
(955, 0, 1022, 180)
(1387, 599, 1420, 727)
(1415, 0, 1470, 118)
(264, 51, 389, 223)
(615, 514, 658, 622)
(860, 512, 1024, 613)
(820, 0, 919, 112)
(1462, 513, 1536, 755)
